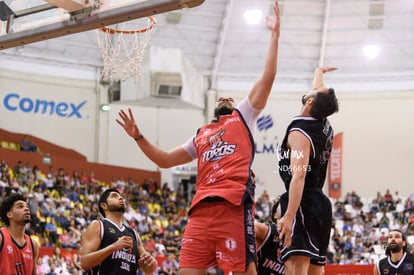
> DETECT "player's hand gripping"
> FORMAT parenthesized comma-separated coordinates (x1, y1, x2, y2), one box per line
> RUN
(112, 236, 133, 251)
(138, 251, 156, 267)
(116, 108, 141, 140)
(277, 213, 294, 248)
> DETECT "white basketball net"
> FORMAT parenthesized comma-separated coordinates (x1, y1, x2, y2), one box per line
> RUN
(96, 16, 156, 82)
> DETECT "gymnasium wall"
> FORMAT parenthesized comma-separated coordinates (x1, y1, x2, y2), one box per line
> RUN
(0, 70, 97, 160)
(1, 69, 413, 199)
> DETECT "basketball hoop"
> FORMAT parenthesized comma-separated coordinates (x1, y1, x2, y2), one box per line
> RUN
(96, 16, 156, 82)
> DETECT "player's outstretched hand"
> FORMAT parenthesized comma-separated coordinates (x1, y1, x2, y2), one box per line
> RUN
(116, 108, 141, 140)
(266, 0, 280, 35)
(316, 67, 338, 74)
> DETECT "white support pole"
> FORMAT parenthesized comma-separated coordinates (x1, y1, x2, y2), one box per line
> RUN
(318, 0, 332, 67)
(211, 0, 234, 90)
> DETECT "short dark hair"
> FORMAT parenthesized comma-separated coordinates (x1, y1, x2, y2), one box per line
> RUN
(98, 188, 120, 217)
(271, 196, 281, 224)
(310, 88, 339, 119)
(0, 193, 27, 226)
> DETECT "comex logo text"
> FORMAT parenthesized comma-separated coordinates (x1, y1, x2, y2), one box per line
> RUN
(3, 93, 87, 119)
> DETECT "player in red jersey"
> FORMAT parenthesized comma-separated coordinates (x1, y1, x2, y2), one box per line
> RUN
(0, 193, 39, 275)
(116, 1, 281, 274)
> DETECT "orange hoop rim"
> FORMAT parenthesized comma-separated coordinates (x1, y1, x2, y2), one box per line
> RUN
(100, 16, 156, 34)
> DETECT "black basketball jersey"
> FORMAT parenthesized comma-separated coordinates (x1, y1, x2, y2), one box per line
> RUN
(86, 218, 140, 275)
(376, 253, 414, 275)
(278, 116, 334, 190)
(257, 223, 284, 275)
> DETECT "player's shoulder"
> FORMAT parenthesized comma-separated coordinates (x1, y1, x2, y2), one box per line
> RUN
(0, 227, 5, 252)
(405, 252, 414, 261)
(378, 255, 389, 265)
(29, 235, 40, 252)
(86, 219, 102, 232)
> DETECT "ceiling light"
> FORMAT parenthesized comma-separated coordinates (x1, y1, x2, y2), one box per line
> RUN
(363, 44, 381, 59)
(100, 104, 111, 112)
(243, 9, 263, 25)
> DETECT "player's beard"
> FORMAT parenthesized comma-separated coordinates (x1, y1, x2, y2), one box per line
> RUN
(24, 218, 30, 224)
(108, 204, 126, 213)
(214, 106, 233, 117)
(388, 242, 403, 253)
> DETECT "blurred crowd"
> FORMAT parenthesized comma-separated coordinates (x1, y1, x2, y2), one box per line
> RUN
(1, 156, 414, 274)
(256, 189, 414, 265)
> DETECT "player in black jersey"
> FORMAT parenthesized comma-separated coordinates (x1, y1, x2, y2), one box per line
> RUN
(277, 67, 339, 275)
(374, 229, 414, 275)
(80, 188, 157, 275)
(255, 198, 284, 275)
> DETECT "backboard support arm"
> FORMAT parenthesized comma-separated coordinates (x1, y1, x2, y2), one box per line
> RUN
(0, 0, 205, 50)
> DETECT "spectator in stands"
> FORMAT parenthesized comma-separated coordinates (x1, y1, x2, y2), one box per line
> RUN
(14, 160, 23, 180)
(353, 237, 364, 262)
(55, 211, 70, 230)
(154, 238, 166, 255)
(383, 189, 393, 203)
(0, 159, 8, 170)
(378, 211, 390, 229)
(343, 220, 353, 232)
(28, 194, 40, 229)
(45, 217, 59, 244)
(389, 219, 401, 231)
(43, 173, 54, 191)
(52, 247, 66, 272)
(55, 168, 66, 193)
(379, 231, 388, 246)
(70, 171, 81, 188)
(22, 161, 32, 181)
(138, 215, 151, 235)
(34, 185, 45, 201)
(29, 141, 37, 152)
(159, 253, 179, 275)
(0, 173, 9, 190)
(343, 236, 354, 261)
(370, 198, 380, 214)
(339, 254, 352, 265)
(36, 257, 47, 275)
(72, 241, 82, 275)
(352, 220, 364, 235)
(20, 135, 32, 152)
(406, 213, 414, 235)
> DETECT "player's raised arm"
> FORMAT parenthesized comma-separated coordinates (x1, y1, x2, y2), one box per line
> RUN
(248, 0, 281, 110)
(312, 67, 337, 90)
(116, 108, 193, 168)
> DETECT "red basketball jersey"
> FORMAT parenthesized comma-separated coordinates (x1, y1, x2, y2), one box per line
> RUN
(191, 109, 255, 209)
(0, 227, 34, 275)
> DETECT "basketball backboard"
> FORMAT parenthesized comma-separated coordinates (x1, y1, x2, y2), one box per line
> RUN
(0, 0, 205, 50)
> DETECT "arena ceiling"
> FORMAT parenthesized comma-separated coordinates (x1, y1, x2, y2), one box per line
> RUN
(0, 0, 413, 91)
